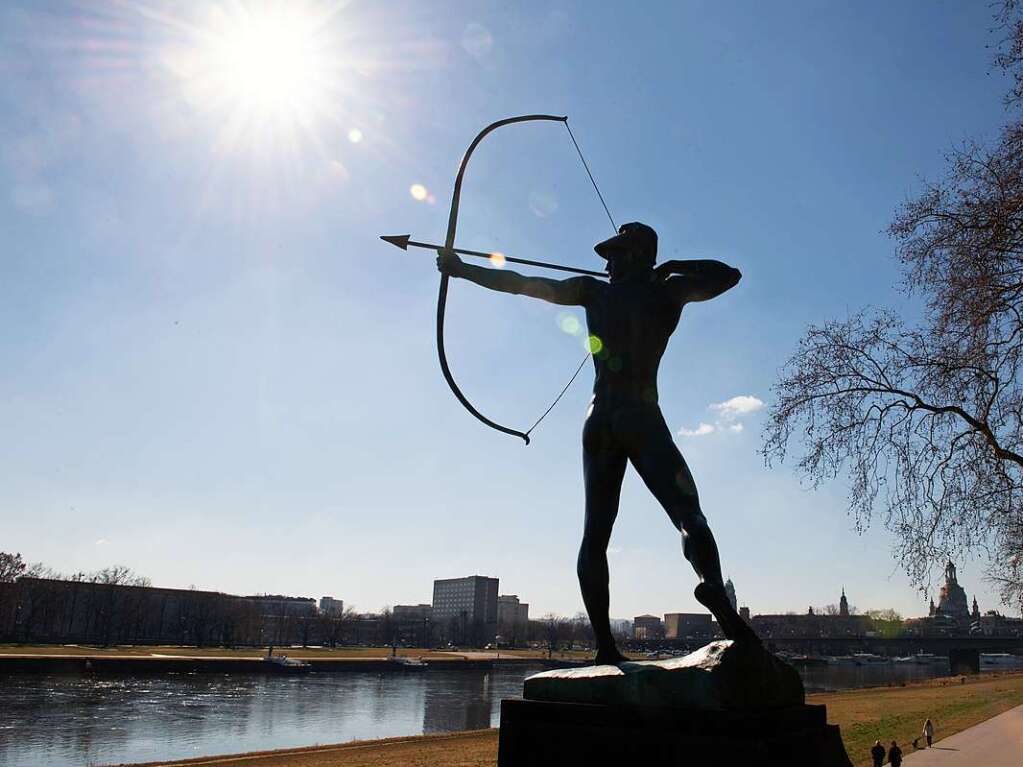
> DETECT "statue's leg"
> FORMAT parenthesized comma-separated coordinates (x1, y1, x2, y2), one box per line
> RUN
(625, 407, 759, 644)
(580, 410, 629, 665)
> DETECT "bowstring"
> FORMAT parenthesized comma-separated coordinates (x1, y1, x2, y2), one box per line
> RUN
(524, 120, 615, 440)
(525, 352, 591, 439)
(564, 120, 617, 234)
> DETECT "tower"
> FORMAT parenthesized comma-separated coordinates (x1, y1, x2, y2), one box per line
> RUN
(839, 588, 849, 617)
(724, 578, 737, 611)
(936, 561, 970, 619)
(972, 595, 980, 620)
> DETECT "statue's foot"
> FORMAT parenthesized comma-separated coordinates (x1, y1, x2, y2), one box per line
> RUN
(694, 582, 761, 646)
(593, 647, 630, 666)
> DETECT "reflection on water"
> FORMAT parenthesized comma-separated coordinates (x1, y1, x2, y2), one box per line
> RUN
(423, 669, 493, 733)
(0, 667, 542, 767)
(0, 660, 993, 767)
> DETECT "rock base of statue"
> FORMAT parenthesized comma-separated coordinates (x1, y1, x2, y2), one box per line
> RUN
(497, 641, 853, 767)
(497, 698, 852, 767)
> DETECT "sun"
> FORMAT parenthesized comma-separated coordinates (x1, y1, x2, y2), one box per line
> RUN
(205, 6, 330, 118)
(165, 1, 349, 146)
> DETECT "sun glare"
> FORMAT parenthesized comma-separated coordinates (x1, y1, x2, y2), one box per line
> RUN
(207, 8, 328, 116)
(165, 1, 353, 153)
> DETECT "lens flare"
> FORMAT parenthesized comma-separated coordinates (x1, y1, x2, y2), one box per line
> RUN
(348, 128, 363, 143)
(489, 252, 507, 268)
(558, 313, 582, 335)
(410, 184, 428, 201)
(586, 335, 603, 354)
(529, 190, 559, 218)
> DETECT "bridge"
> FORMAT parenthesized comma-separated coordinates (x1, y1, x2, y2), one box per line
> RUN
(626, 635, 1023, 657)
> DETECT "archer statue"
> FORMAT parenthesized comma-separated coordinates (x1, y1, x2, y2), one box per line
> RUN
(438, 221, 759, 664)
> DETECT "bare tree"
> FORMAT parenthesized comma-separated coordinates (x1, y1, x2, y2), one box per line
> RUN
(93, 566, 150, 588)
(317, 605, 356, 648)
(764, 6, 1023, 611)
(379, 606, 397, 651)
(540, 613, 572, 658)
(0, 552, 26, 582)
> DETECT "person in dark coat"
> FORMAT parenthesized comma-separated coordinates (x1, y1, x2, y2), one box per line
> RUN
(871, 740, 886, 766)
(888, 740, 903, 766)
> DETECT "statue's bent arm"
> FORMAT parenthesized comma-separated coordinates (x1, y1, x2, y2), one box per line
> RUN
(658, 260, 742, 306)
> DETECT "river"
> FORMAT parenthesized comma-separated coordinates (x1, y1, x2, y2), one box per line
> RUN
(0, 661, 1006, 767)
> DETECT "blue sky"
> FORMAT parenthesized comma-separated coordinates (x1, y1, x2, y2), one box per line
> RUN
(0, 0, 1014, 620)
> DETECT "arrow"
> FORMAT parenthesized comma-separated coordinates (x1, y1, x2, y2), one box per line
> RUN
(380, 234, 607, 278)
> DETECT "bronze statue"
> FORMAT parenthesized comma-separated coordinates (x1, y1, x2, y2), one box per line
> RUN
(438, 221, 758, 664)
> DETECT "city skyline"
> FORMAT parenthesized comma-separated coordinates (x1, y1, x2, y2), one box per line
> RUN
(10, 553, 1003, 623)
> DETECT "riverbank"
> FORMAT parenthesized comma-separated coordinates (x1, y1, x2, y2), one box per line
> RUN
(0, 644, 588, 674)
(0, 644, 594, 661)
(107, 671, 1023, 767)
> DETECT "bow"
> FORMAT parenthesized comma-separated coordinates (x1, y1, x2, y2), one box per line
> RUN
(435, 114, 616, 444)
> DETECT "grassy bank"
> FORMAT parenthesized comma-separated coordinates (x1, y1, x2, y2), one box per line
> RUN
(822, 670, 1023, 763)
(0, 644, 595, 661)
(112, 730, 500, 767)
(109, 671, 1023, 767)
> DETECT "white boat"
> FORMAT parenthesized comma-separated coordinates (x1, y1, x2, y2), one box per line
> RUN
(826, 656, 858, 666)
(264, 654, 311, 672)
(981, 653, 1022, 667)
(852, 653, 891, 665)
(390, 657, 428, 670)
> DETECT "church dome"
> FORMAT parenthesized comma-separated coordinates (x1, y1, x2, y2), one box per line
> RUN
(936, 561, 970, 620)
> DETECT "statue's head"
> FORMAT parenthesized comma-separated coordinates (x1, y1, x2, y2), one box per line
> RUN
(595, 222, 657, 282)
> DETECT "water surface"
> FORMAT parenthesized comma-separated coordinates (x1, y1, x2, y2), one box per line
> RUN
(0, 667, 539, 767)
(1, 660, 1013, 767)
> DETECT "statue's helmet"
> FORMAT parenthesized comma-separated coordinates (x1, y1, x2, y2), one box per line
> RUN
(594, 222, 657, 262)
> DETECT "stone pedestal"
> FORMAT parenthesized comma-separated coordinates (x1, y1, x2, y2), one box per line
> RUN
(497, 641, 853, 766)
(497, 698, 853, 767)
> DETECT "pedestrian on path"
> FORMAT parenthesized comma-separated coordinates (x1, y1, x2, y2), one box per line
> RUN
(924, 717, 935, 747)
(888, 741, 903, 767)
(871, 739, 886, 766)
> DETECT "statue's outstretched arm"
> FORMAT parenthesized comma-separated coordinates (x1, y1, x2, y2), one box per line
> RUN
(438, 251, 596, 307)
(657, 259, 741, 305)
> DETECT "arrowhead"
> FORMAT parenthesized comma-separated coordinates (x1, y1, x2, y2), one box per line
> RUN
(380, 234, 411, 251)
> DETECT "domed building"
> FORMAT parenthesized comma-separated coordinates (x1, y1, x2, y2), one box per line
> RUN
(930, 561, 971, 620)
(907, 561, 990, 637)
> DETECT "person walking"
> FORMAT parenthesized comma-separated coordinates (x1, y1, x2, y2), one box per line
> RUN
(923, 718, 935, 747)
(871, 739, 886, 766)
(888, 740, 903, 766)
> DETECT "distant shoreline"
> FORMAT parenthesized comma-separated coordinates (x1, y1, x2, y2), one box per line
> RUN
(0, 643, 589, 674)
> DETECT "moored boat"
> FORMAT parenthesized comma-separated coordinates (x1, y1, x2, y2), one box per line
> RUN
(981, 653, 1023, 668)
(390, 657, 428, 671)
(264, 654, 312, 673)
